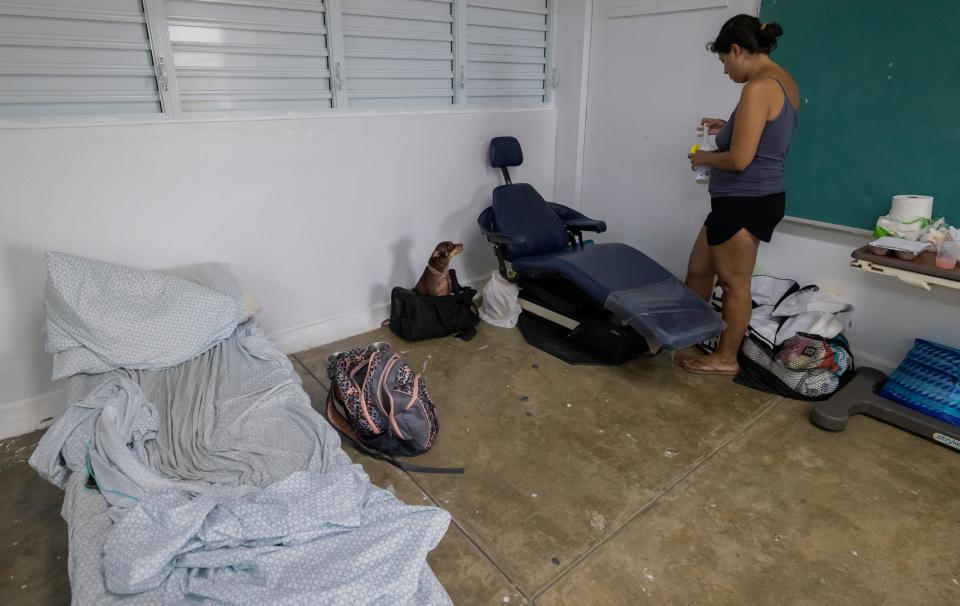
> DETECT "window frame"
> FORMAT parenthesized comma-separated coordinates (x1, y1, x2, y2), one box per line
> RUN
(0, 0, 556, 125)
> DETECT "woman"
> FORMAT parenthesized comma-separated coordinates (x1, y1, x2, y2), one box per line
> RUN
(683, 15, 799, 375)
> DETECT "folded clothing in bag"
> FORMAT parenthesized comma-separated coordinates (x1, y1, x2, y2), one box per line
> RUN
(737, 332, 855, 400)
(748, 280, 854, 349)
(700, 275, 854, 355)
(699, 275, 855, 399)
(776, 336, 844, 373)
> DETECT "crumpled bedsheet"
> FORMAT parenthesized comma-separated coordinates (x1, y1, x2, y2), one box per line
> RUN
(29, 253, 452, 605)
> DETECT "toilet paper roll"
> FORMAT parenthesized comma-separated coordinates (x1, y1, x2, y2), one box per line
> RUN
(889, 195, 934, 222)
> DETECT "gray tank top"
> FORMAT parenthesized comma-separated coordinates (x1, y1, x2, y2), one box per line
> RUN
(708, 77, 798, 198)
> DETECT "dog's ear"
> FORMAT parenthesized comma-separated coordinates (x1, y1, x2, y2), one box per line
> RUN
(431, 249, 443, 259)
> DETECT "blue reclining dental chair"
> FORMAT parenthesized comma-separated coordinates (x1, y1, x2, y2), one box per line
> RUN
(477, 136, 723, 365)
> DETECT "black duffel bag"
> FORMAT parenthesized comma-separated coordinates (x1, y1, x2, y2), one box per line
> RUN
(389, 269, 480, 341)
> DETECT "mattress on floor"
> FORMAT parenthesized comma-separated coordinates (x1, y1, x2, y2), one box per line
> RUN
(29, 252, 452, 605)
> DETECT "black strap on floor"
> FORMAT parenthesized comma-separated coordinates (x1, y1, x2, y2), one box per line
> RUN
(380, 456, 465, 475)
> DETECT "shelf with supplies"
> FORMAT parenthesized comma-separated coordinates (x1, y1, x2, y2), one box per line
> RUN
(850, 246, 960, 292)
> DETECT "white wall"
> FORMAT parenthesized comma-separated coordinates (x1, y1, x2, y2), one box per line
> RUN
(0, 108, 557, 437)
(552, 0, 593, 205)
(577, 0, 754, 278)
(561, 0, 960, 370)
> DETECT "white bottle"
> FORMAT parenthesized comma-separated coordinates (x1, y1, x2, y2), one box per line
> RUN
(693, 125, 715, 185)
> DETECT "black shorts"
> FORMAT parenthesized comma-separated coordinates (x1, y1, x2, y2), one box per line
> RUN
(704, 192, 786, 246)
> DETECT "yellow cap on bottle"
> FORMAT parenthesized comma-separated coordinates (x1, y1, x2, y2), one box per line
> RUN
(690, 144, 699, 154)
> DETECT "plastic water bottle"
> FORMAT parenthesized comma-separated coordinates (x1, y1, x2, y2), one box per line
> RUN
(692, 125, 715, 185)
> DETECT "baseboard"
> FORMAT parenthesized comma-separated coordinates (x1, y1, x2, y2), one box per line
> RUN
(0, 388, 68, 441)
(268, 302, 393, 355)
(851, 350, 897, 376)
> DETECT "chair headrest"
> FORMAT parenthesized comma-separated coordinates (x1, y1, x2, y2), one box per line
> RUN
(490, 137, 523, 168)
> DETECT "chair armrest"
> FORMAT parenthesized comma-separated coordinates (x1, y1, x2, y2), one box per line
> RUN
(477, 207, 527, 246)
(547, 203, 607, 233)
(564, 218, 608, 233)
(484, 231, 522, 246)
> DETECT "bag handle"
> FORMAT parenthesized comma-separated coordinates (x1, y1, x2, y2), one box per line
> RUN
(446, 269, 480, 341)
(448, 268, 463, 293)
(325, 389, 464, 475)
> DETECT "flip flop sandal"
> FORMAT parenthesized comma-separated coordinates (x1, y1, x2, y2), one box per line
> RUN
(681, 358, 738, 376)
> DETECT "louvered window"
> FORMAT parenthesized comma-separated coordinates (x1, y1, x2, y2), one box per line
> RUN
(0, 0, 553, 118)
(0, 0, 162, 117)
(340, 0, 455, 108)
(165, 0, 333, 112)
(464, 0, 549, 105)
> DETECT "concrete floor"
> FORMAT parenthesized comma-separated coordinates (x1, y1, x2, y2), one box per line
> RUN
(2, 324, 959, 605)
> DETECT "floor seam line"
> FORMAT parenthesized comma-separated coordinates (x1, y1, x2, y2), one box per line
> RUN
(291, 354, 330, 390)
(296, 355, 531, 601)
(403, 469, 534, 603)
(531, 396, 783, 600)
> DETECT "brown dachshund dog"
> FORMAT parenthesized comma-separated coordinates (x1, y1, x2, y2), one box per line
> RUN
(414, 241, 464, 296)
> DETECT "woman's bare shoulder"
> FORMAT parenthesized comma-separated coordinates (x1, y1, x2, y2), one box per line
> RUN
(740, 77, 781, 100)
(746, 70, 800, 110)
(780, 68, 800, 109)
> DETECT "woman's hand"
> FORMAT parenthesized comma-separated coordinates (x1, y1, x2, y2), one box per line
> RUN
(698, 117, 726, 135)
(688, 150, 708, 170)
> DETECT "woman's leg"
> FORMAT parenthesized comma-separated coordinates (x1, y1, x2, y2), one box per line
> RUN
(684, 228, 759, 373)
(685, 226, 715, 301)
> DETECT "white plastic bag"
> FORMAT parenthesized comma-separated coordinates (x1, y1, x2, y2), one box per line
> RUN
(874, 214, 929, 241)
(919, 218, 958, 248)
(479, 271, 522, 328)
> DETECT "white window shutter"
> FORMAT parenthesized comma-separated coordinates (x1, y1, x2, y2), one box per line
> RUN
(164, 0, 333, 113)
(0, 0, 162, 117)
(464, 0, 549, 106)
(340, 0, 455, 109)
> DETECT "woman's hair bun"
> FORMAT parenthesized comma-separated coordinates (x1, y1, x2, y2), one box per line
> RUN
(760, 21, 784, 45)
(707, 15, 783, 54)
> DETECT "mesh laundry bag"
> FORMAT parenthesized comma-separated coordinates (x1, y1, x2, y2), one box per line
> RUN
(880, 339, 960, 426)
(736, 333, 855, 400)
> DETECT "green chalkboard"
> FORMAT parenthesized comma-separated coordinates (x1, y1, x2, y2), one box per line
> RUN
(760, 0, 960, 229)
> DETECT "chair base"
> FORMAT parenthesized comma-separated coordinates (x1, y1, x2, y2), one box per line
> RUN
(515, 278, 649, 366)
(810, 367, 960, 453)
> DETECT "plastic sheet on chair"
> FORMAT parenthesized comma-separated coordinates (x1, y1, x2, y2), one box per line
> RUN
(605, 277, 724, 351)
